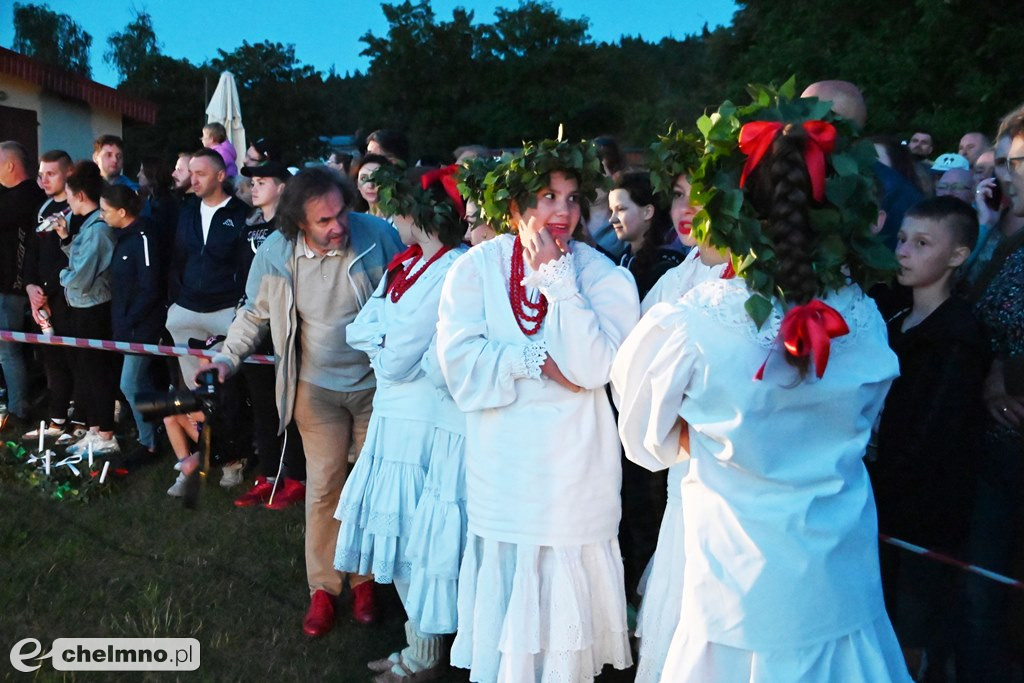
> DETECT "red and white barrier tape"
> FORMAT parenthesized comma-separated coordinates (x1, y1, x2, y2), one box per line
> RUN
(880, 534, 1024, 590)
(4, 326, 1022, 589)
(0, 329, 274, 365)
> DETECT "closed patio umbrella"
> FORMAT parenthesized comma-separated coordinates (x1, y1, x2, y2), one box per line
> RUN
(205, 71, 246, 170)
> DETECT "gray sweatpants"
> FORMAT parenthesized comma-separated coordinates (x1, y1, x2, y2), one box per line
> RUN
(165, 303, 236, 389)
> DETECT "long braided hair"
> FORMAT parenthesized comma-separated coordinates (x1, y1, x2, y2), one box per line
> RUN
(749, 124, 820, 377)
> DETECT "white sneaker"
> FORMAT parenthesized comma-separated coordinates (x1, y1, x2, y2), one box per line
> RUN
(65, 430, 100, 455)
(23, 422, 66, 440)
(167, 472, 187, 497)
(90, 435, 120, 455)
(56, 425, 88, 446)
(219, 461, 244, 489)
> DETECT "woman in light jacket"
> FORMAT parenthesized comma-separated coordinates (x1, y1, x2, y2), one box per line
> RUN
(53, 161, 120, 456)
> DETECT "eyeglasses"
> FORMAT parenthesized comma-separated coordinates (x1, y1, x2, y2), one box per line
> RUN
(1005, 156, 1024, 175)
(935, 183, 971, 193)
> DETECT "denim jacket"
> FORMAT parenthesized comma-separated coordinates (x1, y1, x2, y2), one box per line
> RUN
(60, 210, 115, 308)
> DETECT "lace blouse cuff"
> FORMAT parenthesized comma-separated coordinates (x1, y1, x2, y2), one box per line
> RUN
(510, 340, 548, 380)
(521, 252, 577, 301)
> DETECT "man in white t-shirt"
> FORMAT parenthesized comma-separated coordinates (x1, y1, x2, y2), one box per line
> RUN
(165, 148, 248, 485)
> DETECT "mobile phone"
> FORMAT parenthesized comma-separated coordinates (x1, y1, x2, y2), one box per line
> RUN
(985, 181, 1002, 212)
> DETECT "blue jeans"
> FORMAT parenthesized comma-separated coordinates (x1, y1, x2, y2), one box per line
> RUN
(120, 354, 157, 449)
(0, 293, 28, 416)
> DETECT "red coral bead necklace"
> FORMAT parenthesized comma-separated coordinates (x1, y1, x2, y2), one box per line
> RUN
(509, 235, 548, 335)
(387, 244, 454, 303)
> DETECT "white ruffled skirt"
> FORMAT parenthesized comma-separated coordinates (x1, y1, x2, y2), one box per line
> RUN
(634, 495, 684, 683)
(661, 613, 912, 682)
(404, 428, 467, 634)
(450, 532, 633, 683)
(334, 415, 445, 583)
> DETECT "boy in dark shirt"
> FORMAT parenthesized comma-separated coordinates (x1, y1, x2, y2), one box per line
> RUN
(872, 196, 988, 679)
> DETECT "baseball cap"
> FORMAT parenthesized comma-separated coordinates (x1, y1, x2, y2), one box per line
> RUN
(931, 153, 970, 173)
(241, 160, 292, 182)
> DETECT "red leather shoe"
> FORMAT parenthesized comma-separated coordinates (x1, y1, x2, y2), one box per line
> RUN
(264, 478, 306, 510)
(234, 476, 273, 508)
(302, 589, 336, 638)
(351, 581, 376, 625)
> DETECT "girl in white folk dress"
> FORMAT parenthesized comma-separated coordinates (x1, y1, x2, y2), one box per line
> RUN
(630, 133, 729, 683)
(611, 91, 913, 682)
(640, 142, 730, 314)
(436, 138, 639, 682)
(334, 165, 468, 683)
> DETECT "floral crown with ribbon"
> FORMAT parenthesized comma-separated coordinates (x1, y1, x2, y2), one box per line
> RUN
(369, 163, 466, 233)
(479, 131, 608, 233)
(647, 125, 703, 199)
(690, 77, 896, 332)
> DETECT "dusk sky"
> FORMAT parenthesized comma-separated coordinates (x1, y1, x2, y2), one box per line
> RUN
(0, 0, 738, 87)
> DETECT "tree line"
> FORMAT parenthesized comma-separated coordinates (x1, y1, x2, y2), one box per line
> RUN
(11, 0, 1024, 164)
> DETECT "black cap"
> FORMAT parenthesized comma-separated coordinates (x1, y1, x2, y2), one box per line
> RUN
(241, 160, 292, 182)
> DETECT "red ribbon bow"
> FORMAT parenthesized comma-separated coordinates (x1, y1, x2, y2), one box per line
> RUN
(755, 299, 849, 380)
(738, 120, 837, 203)
(387, 244, 422, 274)
(420, 164, 466, 219)
(781, 299, 849, 378)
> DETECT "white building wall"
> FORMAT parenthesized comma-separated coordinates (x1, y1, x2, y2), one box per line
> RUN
(0, 74, 123, 159)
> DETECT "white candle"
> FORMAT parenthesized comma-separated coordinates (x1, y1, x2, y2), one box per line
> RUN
(38, 421, 45, 453)
(99, 460, 110, 484)
(44, 451, 50, 476)
(88, 441, 94, 469)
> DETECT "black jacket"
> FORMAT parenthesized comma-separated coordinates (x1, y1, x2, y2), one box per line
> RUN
(619, 245, 685, 301)
(142, 192, 180, 263)
(0, 179, 46, 293)
(168, 195, 249, 312)
(111, 219, 167, 343)
(23, 198, 77, 298)
(871, 297, 990, 549)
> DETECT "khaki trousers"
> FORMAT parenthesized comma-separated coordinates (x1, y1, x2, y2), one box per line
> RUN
(293, 380, 375, 595)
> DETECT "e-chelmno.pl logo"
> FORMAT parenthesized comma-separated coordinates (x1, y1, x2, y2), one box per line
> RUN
(10, 637, 200, 672)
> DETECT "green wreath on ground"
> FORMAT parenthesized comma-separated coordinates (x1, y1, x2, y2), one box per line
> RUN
(0, 441, 122, 502)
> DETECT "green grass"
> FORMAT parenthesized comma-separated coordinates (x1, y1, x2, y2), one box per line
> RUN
(1, 437, 636, 682)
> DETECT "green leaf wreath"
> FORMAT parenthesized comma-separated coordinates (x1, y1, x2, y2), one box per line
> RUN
(479, 137, 608, 233)
(369, 163, 462, 236)
(690, 76, 898, 328)
(455, 155, 502, 227)
(648, 125, 704, 199)
(1, 441, 120, 502)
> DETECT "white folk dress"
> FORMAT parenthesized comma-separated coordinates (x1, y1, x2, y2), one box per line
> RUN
(640, 248, 726, 315)
(437, 234, 639, 683)
(611, 278, 911, 683)
(632, 250, 726, 683)
(334, 246, 467, 635)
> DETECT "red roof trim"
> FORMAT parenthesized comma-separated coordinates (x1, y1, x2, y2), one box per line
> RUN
(0, 47, 156, 124)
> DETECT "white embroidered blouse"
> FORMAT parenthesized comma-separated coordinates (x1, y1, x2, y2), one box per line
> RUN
(437, 234, 640, 545)
(611, 278, 899, 649)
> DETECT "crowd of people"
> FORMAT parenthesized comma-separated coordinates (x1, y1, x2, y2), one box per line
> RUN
(0, 76, 1022, 683)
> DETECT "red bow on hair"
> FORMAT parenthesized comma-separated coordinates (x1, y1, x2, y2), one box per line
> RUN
(738, 120, 837, 203)
(755, 299, 849, 380)
(420, 164, 466, 220)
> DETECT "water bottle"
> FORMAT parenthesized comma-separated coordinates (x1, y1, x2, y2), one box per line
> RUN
(37, 207, 72, 233)
(37, 308, 53, 334)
